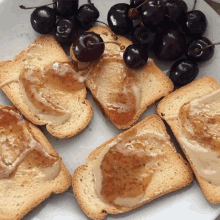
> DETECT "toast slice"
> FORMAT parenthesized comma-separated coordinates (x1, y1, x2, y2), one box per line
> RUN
(72, 114, 193, 220)
(0, 35, 93, 139)
(70, 26, 174, 130)
(0, 105, 72, 220)
(157, 76, 220, 204)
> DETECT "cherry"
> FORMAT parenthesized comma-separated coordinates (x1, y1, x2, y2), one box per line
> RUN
(160, 0, 187, 23)
(75, 4, 99, 31)
(142, 0, 166, 27)
(73, 32, 105, 62)
(186, 37, 216, 62)
(169, 58, 199, 86)
(182, 10, 207, 39)
(30, 6, 56, 34)
(154, 28, 186, 61)
(132, 24, 156, 47)
(55, 19, 76, 44)
(53, 0, 78, 17)
(107, 3, 133, 35)
(123, 44, 148, 69)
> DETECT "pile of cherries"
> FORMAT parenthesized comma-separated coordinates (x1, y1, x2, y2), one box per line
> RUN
(20, 0, 99, 43)
(20, 0, 217, 87)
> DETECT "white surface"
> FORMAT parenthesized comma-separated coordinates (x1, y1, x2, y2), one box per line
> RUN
(0, 0, 220, 219)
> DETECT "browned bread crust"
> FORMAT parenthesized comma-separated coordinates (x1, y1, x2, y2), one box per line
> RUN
(72, 114, 193, 219)
(0, 35, 93, 139)
(0, 105, 72, 220)
(157, 76, 220, 203)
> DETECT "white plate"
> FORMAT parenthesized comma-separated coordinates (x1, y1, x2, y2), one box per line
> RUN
(0, 0, 220, 219)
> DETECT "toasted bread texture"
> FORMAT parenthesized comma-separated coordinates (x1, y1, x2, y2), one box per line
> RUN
(70, 26, 174, 130)
(0, 105, 72, 220)
(157, 76, 220, 204)
(72, 114, 193, 220)
(0, 35, 93, 139)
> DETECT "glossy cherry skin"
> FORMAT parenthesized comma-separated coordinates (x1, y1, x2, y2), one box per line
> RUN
(183, 10, 207, 39)
(169, 59, 199, 86)
(107, 3, 133, 35)
(123, 44, 148, 69)
(142, 0, 166, 27)
(186, 37, 214, 62)
(31, 6, 56, 34)
(73, 32, 105, 62)
(75, 4, 99, 31)
(53, 0, 78, 17)
(154, 28, 186, 61)
(55, 19, 76, 44)
(160, 0, 187, 22)
(132, 24, 156, 47)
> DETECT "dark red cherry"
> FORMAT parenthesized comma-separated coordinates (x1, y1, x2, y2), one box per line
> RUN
(160, 0, 187, 23)
(31, 6, 56, 34)
(154, 28, 186, 61)
(169, 58, 199, 86)
(73, 32, 105, 62)
(182, 10, 207, 39)
(132, 24, 156, 47)
(186, 37, 215, 62)
(142, 0, 166, 27)
(107, 3, 133, 35)
(53, 0, 78, 17)
(55, 19, 77, 44)
(123, 44, 148, 69)
(75, 4, 99, 31)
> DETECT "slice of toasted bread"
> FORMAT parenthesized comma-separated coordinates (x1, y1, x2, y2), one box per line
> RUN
(0, 35, 93, 139)
(72, 114, 193, 220)
(0, 105, 72, 220)
(157, 76, 220, 204)
(70, 26, 174, 130)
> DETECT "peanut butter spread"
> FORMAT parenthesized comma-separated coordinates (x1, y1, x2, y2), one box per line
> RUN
(178, 89, 220, 185)
(17, 44, 84, 125)
(93, 130, 167, 208)
(0, 106, 60, 180)
(89, 54, 142, 127)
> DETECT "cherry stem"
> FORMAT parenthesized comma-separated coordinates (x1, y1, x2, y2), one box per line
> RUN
(136, 0, 150, 9)
(195, 42, 220, 53)
(192, 0, 197, 10)
(88, 0, 92, 4)
(88, 41, 121, 46)
(19, 2, 54, 9)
